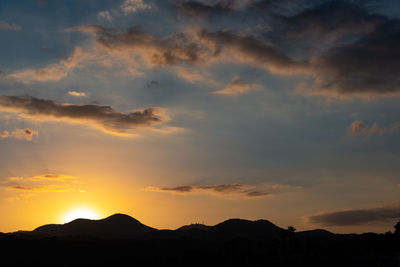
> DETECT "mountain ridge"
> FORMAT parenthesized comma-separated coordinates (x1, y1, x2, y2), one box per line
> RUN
(16, 213, 334, 240)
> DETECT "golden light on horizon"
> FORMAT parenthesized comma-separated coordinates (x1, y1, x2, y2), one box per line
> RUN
(62, 208, 100, 223)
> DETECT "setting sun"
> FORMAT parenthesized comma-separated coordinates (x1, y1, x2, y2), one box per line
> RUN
(63, 208, 100, 223)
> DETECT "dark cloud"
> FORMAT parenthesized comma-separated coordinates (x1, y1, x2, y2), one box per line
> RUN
(68, 25, 212, 66)
(161, 185, 193, 192)
(285, 1, 384, 40)
(175, 0, 236, 18)
(68, 25, 305, 75)
(309, 18, 400, 96)
(147, 80, 159, 88)
(307, 203, 400, 226)
(280, 2, 400, 96)
(196, 29, 308, 74)
(0, 95, 163, 136)
(149, 183, 292, 198)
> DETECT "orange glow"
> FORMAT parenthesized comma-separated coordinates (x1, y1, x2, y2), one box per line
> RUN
(62, 207, 100, 223)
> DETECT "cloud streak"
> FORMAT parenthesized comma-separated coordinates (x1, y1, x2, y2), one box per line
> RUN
(213, 80, 260, 96)
(1, 174, 81, 198)
(0, 21, 22, 31)
(1, 128, 38, 141)
(349, 121, 400, 136)
(307, 203, 400, 226)
(68, 90, 87, 97)
(147, 183, 292, 198)
(0, 95, 163, 136)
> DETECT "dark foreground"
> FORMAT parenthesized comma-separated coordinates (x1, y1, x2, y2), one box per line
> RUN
(0, 214, 399, 266)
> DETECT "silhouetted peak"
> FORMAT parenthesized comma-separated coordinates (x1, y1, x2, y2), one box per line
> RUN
(67, 218, 93, 225)
(211, 218, 282, 238)
(177, 223, 211, 231)
(215, 218, 277, 228)
(102, 213, 141, 223)
(32, 213, 155, 238)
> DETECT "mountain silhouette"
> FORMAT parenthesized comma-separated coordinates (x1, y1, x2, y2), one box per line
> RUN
(211, 218, 282, 238)
(33, 213, 155, 238)
(3, 214, 399, 267)
(19, 213, 338, 241)
(172, 218, 284, 240)
(176, 223, 211, 231)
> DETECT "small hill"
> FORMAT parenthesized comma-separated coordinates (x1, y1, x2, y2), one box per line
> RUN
(296, 229, 334, 239)
(33, 213, 155, 238)
(173, 218, 284, 240)
(210, 218, 283, 239)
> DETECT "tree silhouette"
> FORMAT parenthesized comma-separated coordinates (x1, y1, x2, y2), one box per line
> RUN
(287, 226, 296, 234)
(395, 220, 400, 234)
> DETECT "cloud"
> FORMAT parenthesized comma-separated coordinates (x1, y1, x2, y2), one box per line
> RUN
(68, 90, 87, 97)
(195, 29, 308, 75)
(147, 183, 292, 198)
(121, 0, 152, 14)
(348, 121, 400, 136)
(176, 0, 236, 18)
(65, 25, 105, 34)
(6, 184, 74, 193)
(213, 80, 260, 95)
(1, 174, 80, 198)
(307, 203, 400, 226)
(7, 48, 82, 83)
(98, 11, 113, 22)
(0, 21, 22, 31)
(68, 25, 305, 75)
(284, 2, 400, 97)
(61, 2, 400, 98)
(6, 45, 141, 83)
(285, 2, 383, 41)
(0, 95, 164, 136)
(66, 26, 212, 67)
(308, 20, 400, 96)
(25, 174, 75, 181)
(1, 128, 38, 141)
(96, 27, 212, 66)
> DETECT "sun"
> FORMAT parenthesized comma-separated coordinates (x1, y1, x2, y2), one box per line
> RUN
(63, 208, 100, 223)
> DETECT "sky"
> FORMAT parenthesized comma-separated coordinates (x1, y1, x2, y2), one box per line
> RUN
(0, 0, 399, 234)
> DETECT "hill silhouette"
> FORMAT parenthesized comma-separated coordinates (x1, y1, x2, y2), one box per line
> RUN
(1, 214, 399, 267)
(27, 214, 307, 240)
(33, 213, 155, 238)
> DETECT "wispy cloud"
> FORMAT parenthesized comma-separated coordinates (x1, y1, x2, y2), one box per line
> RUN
(7, 48, 82, 83)
(348, 121, 400, 137)
(0, 95, 165, 136)
(68, 90, 87, 97)
(98, 11, 113, 22)
(146, 183, 293, 198)
(306, 203, 400, 226)
(1, 174, 81, 199)
(213, 80, 260, 96)
(1, 128, 38, 141)
(121, 0, 152, 14)
(0, 21, 22, 31)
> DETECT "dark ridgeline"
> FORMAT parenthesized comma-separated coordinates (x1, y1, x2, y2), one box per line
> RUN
(33, 213, 155, 238)
(0, 214, 399, 267)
